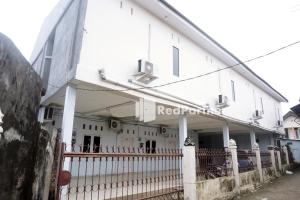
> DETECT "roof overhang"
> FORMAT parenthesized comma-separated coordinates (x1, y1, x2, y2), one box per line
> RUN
(291, 104, 300, 117)
(133, 0, 288, 102)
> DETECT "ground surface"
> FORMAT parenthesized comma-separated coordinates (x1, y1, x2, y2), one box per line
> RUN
(240, 168, 300, 200)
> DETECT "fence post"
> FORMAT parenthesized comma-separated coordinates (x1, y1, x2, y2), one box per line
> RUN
(229, 139, 240, 193)
(276, 148, 282, 172)
(252, 143, 263, 182)
(183, 137, 197, 200)
(283, 146, 290, 165)
(268, 145, 277, 174)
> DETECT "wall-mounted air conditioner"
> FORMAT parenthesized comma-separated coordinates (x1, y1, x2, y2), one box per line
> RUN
(159, 127, 169, 137)
(134, 59, 157, 84)
(108, 119, 121, 131)
(253, 110, 263, 120)
(138, 59, 154, 75)
(216, 95, 229, 108)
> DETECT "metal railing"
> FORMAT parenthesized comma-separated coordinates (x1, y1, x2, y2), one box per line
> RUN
(260, 151, 272, 168)
(196, 148, 232, 180)
(59, 144, 183, 200)
(237, 150, 256, 173)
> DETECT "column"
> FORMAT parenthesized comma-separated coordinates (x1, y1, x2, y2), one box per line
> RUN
(0, 109, 3, 136)
(283, 146, 290, 165)
(268, 145, 277, 174)
(229, 139, 240, 193)
(61, 85, 77, 170)
(38, 106, 45, 123)
(179, 114, 188, 149)
(252, 143, 263, 182)
(250, 129, 256, 148)
(223, 123, 230, 148)
(183, 138, 197, 200)
(276, 149, 282, 171)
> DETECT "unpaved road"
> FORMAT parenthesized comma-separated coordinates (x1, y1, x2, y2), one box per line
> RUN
(241, 168, 300, 200)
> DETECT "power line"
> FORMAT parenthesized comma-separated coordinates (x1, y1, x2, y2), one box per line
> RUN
(49, 39, 300, 92)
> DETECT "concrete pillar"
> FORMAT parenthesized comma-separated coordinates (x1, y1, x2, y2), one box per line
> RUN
(276, 149, 282, 171)
(268, 145, 277, 174)
(0, 109, 3, 136)
(38, 106, 45, 123)
(252, 143, 263, 182)
(250, 129, 256, 148)
(223, 123, 230, 148)
(283, 146, 290, 165)
(229, 139, 240, 193)
(61, 85, 77, 170)
(183, 143, 197, 200)
(179, 114, 188, 149)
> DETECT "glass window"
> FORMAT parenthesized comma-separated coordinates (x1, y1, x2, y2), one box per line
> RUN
(260, 97, 264, 113)
(231, 80, 235, 101)
(173, 46, 179, 76)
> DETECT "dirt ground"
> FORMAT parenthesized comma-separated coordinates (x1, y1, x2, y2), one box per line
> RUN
(240, 168, 300, 200)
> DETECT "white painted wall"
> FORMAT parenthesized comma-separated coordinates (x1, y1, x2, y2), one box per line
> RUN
(283, 116, 300, 139)
(77, 0, 283, 132)
(51, 111, 179, 176)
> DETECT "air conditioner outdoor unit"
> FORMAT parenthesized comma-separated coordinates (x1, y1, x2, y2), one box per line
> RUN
(253, 110, 263, 120)
(216, 95, 229, 108)
(138, 59, 154, 75)
(277, 120, 283, 127)
(44, 106, 54, 121)
(135, 59, 158, 84)
(108, 119, 121, 131)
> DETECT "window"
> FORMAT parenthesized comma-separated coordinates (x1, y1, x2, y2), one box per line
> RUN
(231, 80, 235, 101)
(83, 135, 91, 153)
(295, 128, 299, 139)
(145, 140, 156, 154)
(41, 31, 55, 90)
(285, 128, 289, 139)
(260, 97, 264, 113)
(173, 46, 179, 76)
(93, 136, 101, 153)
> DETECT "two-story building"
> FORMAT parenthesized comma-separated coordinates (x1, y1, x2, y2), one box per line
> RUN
(31, 0, 287, 158)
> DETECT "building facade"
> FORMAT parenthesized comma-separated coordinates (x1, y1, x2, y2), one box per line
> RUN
(31, 0, 287, 158)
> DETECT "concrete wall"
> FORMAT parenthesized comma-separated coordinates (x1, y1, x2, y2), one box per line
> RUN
(262, 167, 276, 182)
(281, 139, 300, 163)
(76, 0, 283, 132)
(49, 110, 179, 176)
(239, 170, 260, 194)
(196, 176, 236, 200)
(31, 0, 87, 102)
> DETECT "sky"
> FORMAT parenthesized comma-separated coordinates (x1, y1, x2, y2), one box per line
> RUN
(0, 0, 299, 113)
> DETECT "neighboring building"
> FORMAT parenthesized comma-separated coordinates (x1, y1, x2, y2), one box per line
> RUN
(283, 111, 300, 140)
(31, 0, 288, 158)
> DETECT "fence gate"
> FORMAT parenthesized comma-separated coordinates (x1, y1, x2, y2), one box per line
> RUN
(55, 143, 183, 200)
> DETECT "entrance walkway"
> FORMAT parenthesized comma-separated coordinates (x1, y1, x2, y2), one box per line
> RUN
(241, 168, 300, 200)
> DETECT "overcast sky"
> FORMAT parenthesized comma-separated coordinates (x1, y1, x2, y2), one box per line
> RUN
(0, 0, 299, 113)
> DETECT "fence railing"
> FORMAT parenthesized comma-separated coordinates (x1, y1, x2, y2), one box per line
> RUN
(260, 151, 272, 168)
(195, 148, 232, 180)
(59, 145, 183, 200)
(237, 150, 256, 173)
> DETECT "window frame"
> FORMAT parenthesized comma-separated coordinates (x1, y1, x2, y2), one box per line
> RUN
(172, 46, 179, 77)
(231, 80, 236, 102)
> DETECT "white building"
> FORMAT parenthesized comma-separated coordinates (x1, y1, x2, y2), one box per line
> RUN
(31, 0, 287, 155)
(283, 110, 300, 140)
